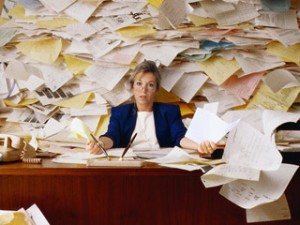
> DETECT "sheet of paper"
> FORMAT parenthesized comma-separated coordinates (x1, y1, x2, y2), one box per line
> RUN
(26, 204, 50, 225)
(34, 63, 73, 92)
(43, 118, 66, 138)
(85, 63, 129, 91)
(219, 163, 299, 209)
(159, 163, 209, 172)
(199, 84, 245, 114)
(65, 22, 97, 41)
(140, 44, 188, 67)
(52, 148, 136, 164)
(225, 35, 270, 46)
(160, 61, 200, 92)
(67, 103, 107, 117)
(34, 84, 80, 105)
(246, 194, 291, 223)
(146, 146, 222, 166)
(133, 148, 172, 159)
(262, 109, 300, 137)
(39, 145, 85, 154)
(53, 92, 93, 109)
(197, 56, 240, 85)
(70, 117, 92, 141)
(201, 164, 260, 188)
(185, 107, 240, 143)
(63, 54, 92, 75)
(17, 75, 45, 91)
(265, 28, 300, 46)
(0, 28, 17, 47)
(101, 78, 132, 106)
(246, 82, 300, 111)
(100, 43, 141, 65)
(221, 109, 263, 133)
(118, 25, 156, 38)
(16, 37, 62, 64)
(203, 102, 219, 114)
(103, 12, 151, 31)
(215, 2, 259, 26)
(171, 71, 208, 103)
(39, 0, 76, 13)
(235, 54, 285, 75)
(94, 1, 147, 17)
(201, 0, 235, 16)
(4, 60, 29, 80)
(52, 152, 104, 164)
(64, 0, 104, 23)
(87, 36, 122, 59)
(160, 67, 184, 92)
(36, 17, 77, 29)
(221, 73, 264, 100)
(264, 69, 300, 92)
(223, 121, 282, 171)
(267, 41, 300, 65)
(255, 10, 298, 29)
(158, 0, 192, 28)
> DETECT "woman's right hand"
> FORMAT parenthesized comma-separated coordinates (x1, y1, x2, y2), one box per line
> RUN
(86, 141, 104, 154)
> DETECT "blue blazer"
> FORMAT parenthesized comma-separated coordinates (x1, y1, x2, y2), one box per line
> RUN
(103, 102, 187, 148)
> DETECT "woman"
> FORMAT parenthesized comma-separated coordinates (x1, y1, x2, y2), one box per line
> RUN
(86, 60, 218, 156)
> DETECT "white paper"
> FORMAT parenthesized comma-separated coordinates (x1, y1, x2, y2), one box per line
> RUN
(171, 71, 208, 103)
(223, 121, 282, 171)
(219, 163, 299, 209)
(185, 108, 240, 143)
(246, 194, 291, 223)
(201, 164, 260, 188)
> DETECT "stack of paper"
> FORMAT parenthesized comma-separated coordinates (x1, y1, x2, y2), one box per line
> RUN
(0, 0, 299, 149)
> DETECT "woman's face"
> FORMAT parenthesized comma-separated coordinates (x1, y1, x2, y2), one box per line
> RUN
(132, 72, 158, 111)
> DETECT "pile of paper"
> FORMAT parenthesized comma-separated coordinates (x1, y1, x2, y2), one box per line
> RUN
(0, 0, 299, 149)
(0, 204, 49, 225)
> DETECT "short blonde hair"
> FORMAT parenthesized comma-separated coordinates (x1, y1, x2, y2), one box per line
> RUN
(127, 60, 161, 90)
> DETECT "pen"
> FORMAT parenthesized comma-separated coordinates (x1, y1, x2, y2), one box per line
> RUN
(90, 133, 110, 160)
(120, 132, 137, 161)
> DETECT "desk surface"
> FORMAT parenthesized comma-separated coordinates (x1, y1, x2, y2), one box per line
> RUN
(0, 159, 299, 225)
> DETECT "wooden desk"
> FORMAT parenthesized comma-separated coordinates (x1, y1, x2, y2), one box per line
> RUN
(0, 159, 299, 225)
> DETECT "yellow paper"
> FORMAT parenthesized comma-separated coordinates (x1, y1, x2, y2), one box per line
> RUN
(0, 212, 31, 225)
(246, 82, 300, 111)
(177, 102, 195, 117)
(8, 4, 37, 20)
(267, 41, 300, 64)
(188, 15, 216, 26)
(16, 37, 62, 64)
(37, 18, 77, 29)
(4, 98, 38, 107)
(95, 114, 110, 137)
(0, 17, 9, 26)
(155, 88, 180, 103)
(53, 92, 93, 108)
(63, 54, 92, 75)
(147, 0, 164, 8)
(118, 25, 156, 38)
(197, 56, 240, 85)
(70, 118, 92, 141)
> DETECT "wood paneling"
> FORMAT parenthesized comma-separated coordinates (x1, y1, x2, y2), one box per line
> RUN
(0, 159, 299, 225)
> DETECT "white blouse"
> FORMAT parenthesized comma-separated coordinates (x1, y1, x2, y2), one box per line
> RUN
(131, 111, 159, 149)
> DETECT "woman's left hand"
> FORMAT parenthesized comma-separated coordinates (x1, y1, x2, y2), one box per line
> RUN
(197, 141, 217, 155)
